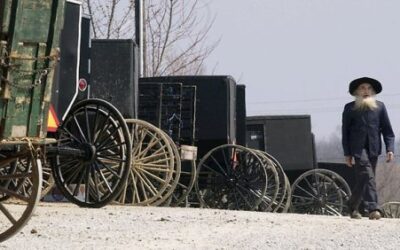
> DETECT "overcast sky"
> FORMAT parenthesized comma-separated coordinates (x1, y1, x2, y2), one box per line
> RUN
(204, 0, 400, 142)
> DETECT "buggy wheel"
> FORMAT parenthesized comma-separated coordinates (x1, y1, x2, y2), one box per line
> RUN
(4, 154, 54, 201)
(381, 201, 400, 218)
(195, 144, 267, 211)
(316, 169, 351, 215)
(150, 132, 182, 206)
(40, 159, 54, 199)
(276, 175, 292, 213)
(169, 160, 196, 207)
(291, 169, 350, 215)
(262, 152, 289, 212)
(52, 99, 131, 208)
(116, 119, 175, 205)
(251, 150, 280, 212)
(0, 151, 42, 242)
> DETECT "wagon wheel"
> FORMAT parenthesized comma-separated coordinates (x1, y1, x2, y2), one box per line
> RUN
(262, 152, 289, 212)
(0, 151, 42, 242)
(381, 201, 400, 218)
(251, 150, 280, 212)
(195, 144, 267, 211)
(2, 154, 54, 201)
(275, 175, 292, 213)
(39, 159, 54, 199)
(52, 99, 131, 208)
(156, 131, 196, 207)
(0, 160, 17, 203)
(316, 169, 351, 215)
(169, 160, 196, 207)
(116, 119, 175, 206)
(290, 169, 350, 215)
(145, 129, 181, 206)
(150, 132, 182, 206)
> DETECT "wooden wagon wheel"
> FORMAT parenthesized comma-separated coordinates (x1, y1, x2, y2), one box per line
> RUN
(290, 169, 350, 215)
(155, 131, 196, 207)
(116, 119, 176, 206)
(317, 169, 351, 215)
(0, 150, 42, 242)
(250, 150, 280, 212)
(195, 144, 267, 211)
(381, 201, 400, 218)
(149, 132, 183, 206)
(275, 175, 292, 213)
(261, 152, 290, 212)
(2, 155, 54, 201)
(52, 99, 132, 208)
(39, 159, 54, 199)
(168, 160, 196, 207)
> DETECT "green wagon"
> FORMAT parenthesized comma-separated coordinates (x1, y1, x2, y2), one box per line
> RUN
(1, 0, 138, 242)
(0, 0, 65, 242)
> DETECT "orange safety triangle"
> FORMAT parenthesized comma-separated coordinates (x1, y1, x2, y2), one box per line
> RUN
(47, 105, 60, 132)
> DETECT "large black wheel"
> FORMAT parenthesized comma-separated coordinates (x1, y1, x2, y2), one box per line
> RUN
(52, 99, 131, 208)
(0, 150, 42, 242)
(291, 169, 351, 215)
(195, 144, 267, 211)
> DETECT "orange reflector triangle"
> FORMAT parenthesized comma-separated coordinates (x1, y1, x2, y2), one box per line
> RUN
(47, 105, 60, 132)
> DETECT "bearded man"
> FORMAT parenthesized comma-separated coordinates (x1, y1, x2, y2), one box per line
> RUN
(342, 77, 395, 220)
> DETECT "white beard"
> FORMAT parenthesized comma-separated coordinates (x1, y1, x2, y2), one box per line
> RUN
(354, 96, 378, 110)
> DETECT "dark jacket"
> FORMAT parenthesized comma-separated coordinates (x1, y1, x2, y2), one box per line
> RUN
(342, 100, 395, 158)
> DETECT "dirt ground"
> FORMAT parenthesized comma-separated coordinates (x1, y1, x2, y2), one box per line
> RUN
(1, 202, 400, 249)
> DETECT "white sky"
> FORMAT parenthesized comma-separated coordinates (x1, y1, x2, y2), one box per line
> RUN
(204, 0, 400, 141)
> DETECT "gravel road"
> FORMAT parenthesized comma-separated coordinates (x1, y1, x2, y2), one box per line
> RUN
(1, 202, 400, 249)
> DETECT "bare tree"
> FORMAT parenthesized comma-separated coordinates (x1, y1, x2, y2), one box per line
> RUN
(83, 0, 135, 39)
(82, 0, 219, 76)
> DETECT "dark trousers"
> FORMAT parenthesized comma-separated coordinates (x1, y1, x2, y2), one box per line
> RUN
(348, 150, 379, 212)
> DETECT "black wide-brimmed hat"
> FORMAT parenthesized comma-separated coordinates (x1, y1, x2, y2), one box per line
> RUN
(349, 77, 382, 96)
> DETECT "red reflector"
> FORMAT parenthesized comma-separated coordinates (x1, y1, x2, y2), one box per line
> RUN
(78, 78, 88, 91)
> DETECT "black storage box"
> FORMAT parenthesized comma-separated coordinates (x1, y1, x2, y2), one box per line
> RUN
(90, 39, 139, 118)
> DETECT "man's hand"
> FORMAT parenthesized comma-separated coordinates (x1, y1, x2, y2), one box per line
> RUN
(386, 151, 394, 163)
(345, 156, 353, 167)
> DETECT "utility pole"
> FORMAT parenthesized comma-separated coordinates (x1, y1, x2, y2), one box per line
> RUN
(135, 0, 145, 77)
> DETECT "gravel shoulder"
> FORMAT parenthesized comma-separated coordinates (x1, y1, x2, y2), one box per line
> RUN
(1, 202, 400, 249)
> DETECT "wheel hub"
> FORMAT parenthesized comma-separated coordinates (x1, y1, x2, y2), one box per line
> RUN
(80, 143, 97, 163)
